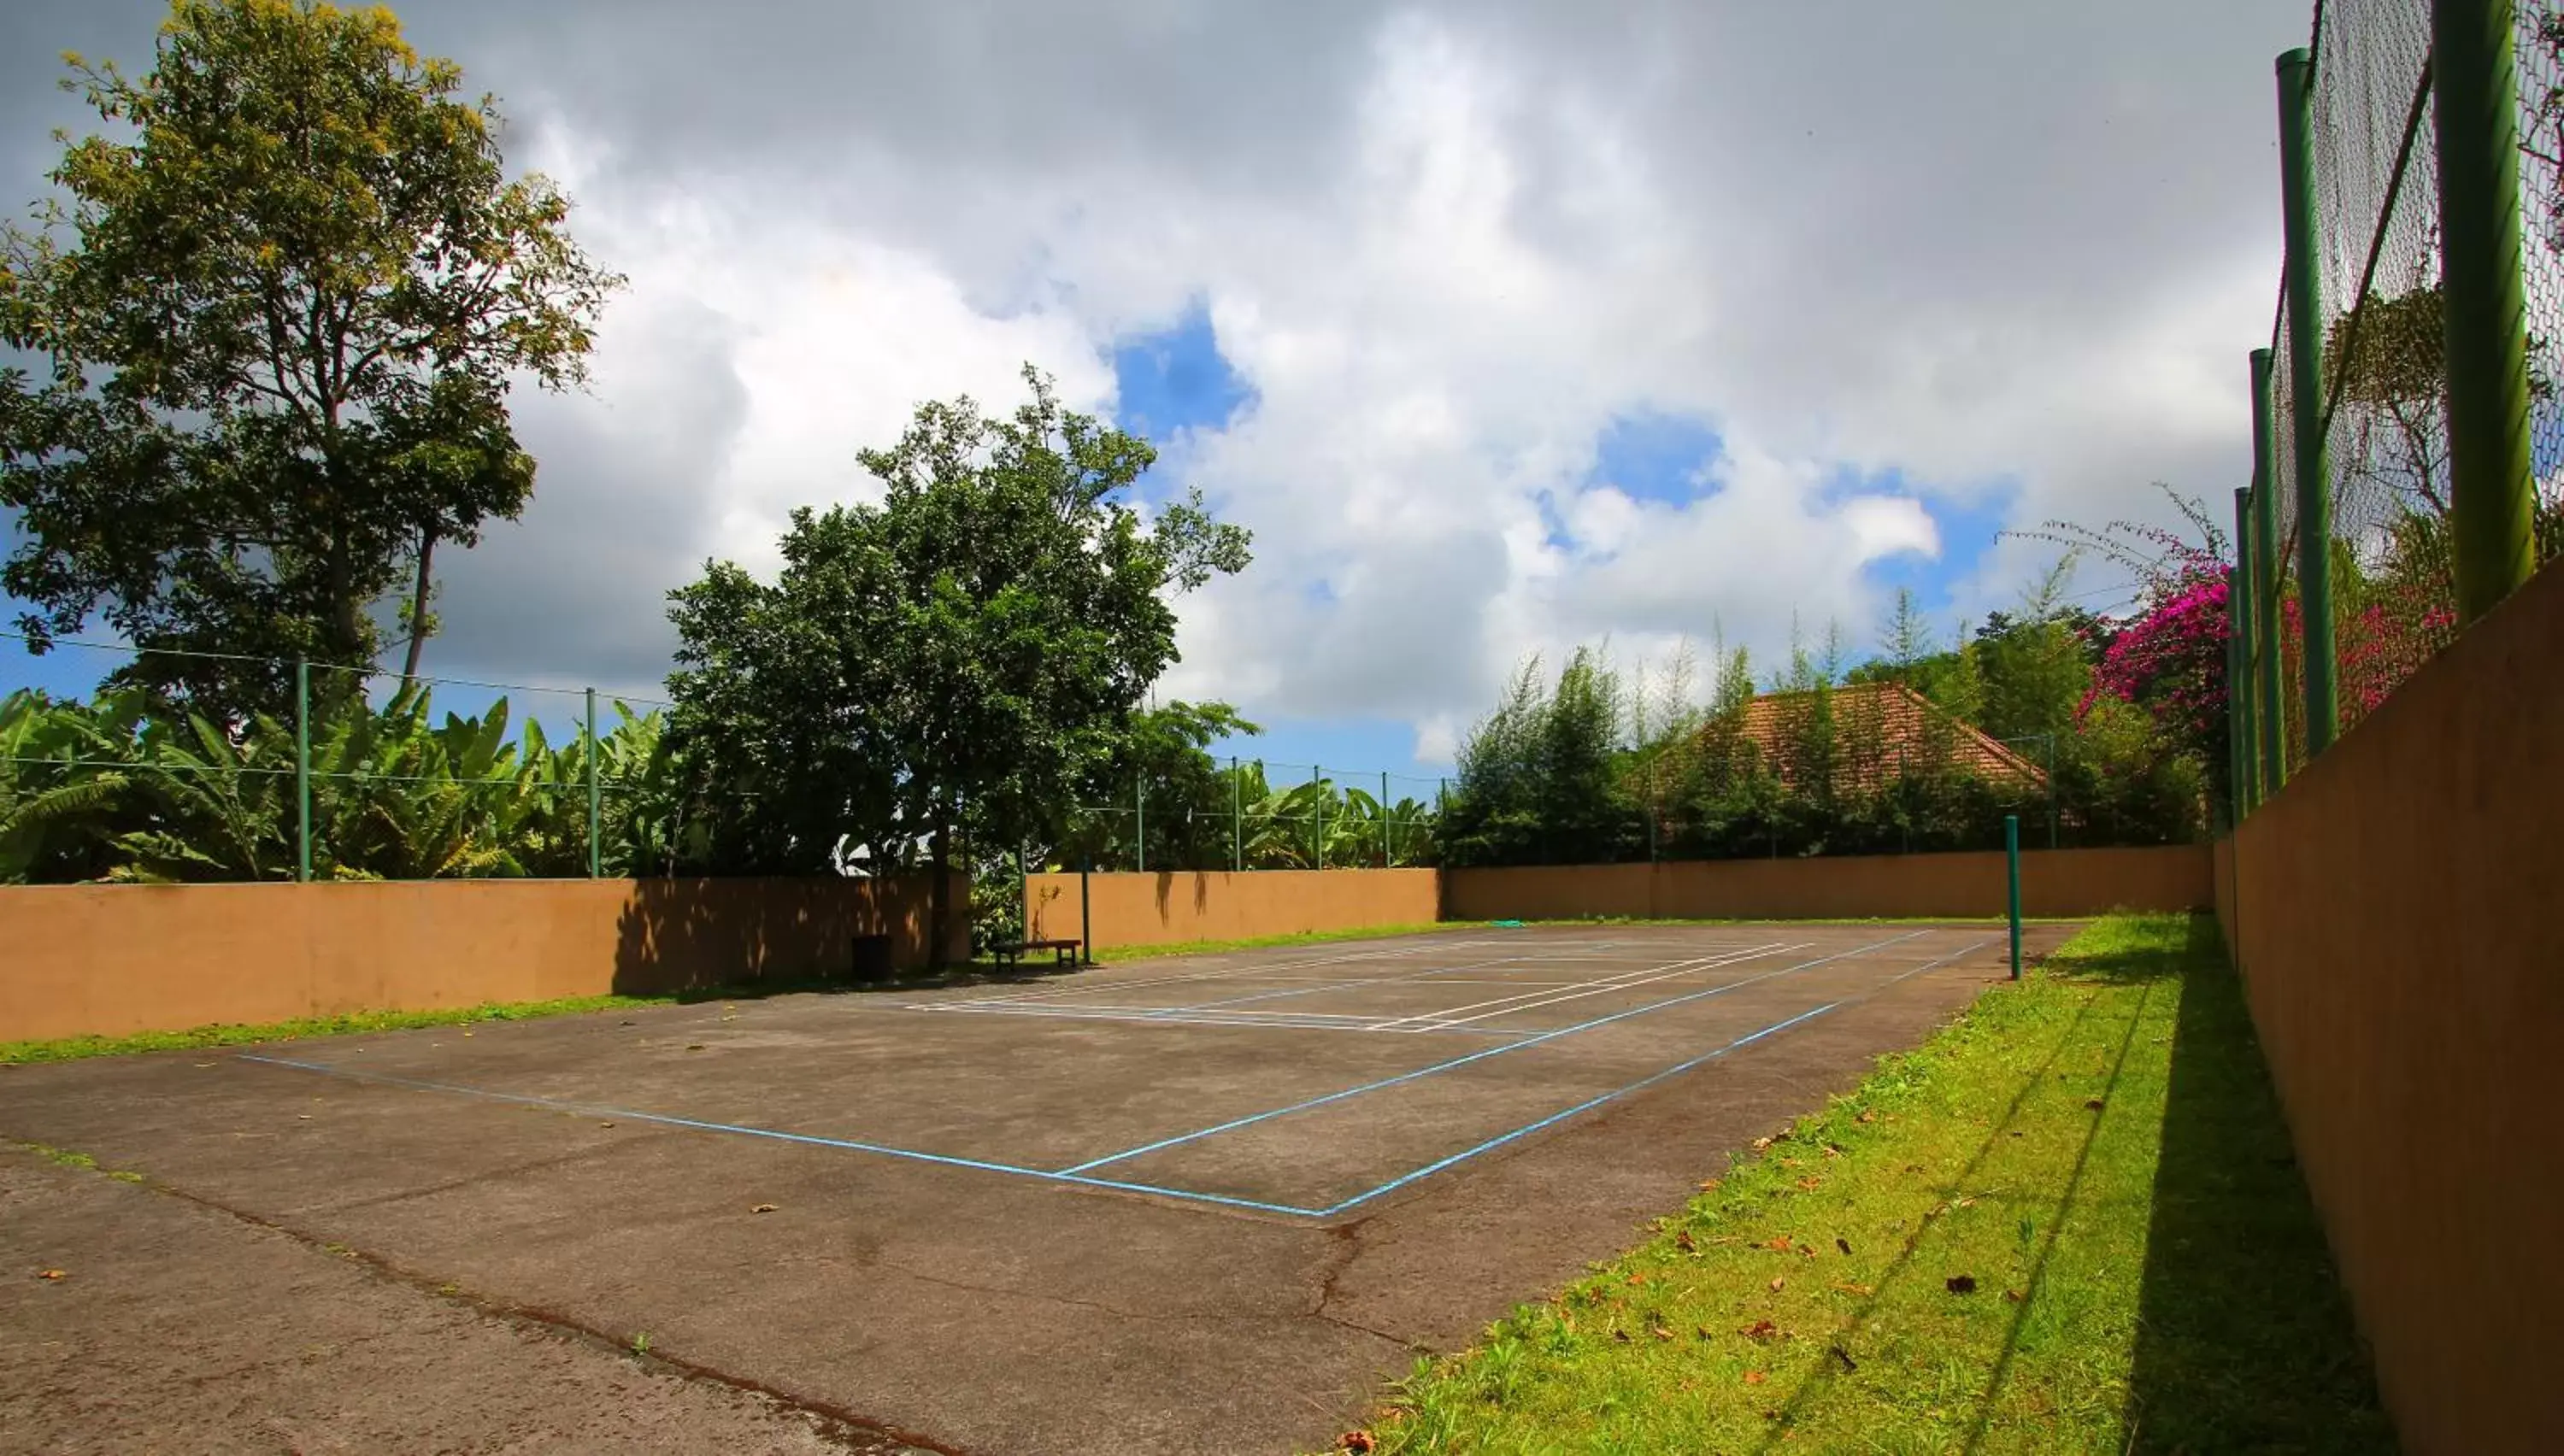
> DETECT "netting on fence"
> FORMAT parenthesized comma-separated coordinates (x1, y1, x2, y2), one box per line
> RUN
(1, 635, 680, 883)
(2251, 2, 2564, 784)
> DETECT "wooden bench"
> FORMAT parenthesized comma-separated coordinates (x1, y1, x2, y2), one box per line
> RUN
(988, 937, 1081, 969)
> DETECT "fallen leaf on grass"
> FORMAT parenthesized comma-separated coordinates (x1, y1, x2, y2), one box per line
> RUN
(1834, 1237, 1852, 1256)
(1651, 1325, 1675, 1342)
(36, 1269, 67, 1281)
(1956, 1196, 1976, 1208)
(1744, 1370, 1767, 1385)
(1829, 1344, 1858, 1371)
(1626, 1272, 1647, 1287)
(1768, 1277, 1785, 1293)
(1613, 1328, 1632, 1343)
(1831, 1283, 1873, 1297)
(1697, 1177, 1722, 1193)
(2004, 1289, 2026, 1303)
(1796, 1176, 1823, 1193)
(1945, 1275, 1979, 1295)
(1821, 1144, 1842, 1160)
(1741, 1319, 1777, 1340)
(1764, 1236, 1794, 1252)
(1675, 1230, 1697, 1253)
(1751, 1136, 1774, 1151)
(2085, 1098, 2106, 1111)
(1855, 1108, 1877, 1124)
(1338, 1431, 1376, 1453)
(1695, 1325, 1714, 1341)
(751, 1203, 779, 1214)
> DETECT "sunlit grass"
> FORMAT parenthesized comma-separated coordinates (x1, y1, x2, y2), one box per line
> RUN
(1337, 914, 2390, 1455)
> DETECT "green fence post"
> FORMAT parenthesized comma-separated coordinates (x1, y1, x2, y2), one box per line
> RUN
(1381, 770, 1392, 867)
(1314, 765, 1324, 871)
(1079, 854, 1093, 964)
(1231, 755, 1242, 872)
(2249, 351, 2288, 794)
(2231, 487, 2258, 815)
(2277, 47, 2339, 756)
(294, 657, 312, 884)
(2005, 814, 2021, 982)
(2435, 0, 2541, 621)
(1135, 777, 1145, 874)
(585, 687, 601, 878)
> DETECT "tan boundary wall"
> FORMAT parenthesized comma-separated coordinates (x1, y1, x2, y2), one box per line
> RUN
(1443, 845, 2213, 922)
(0, 874, 968, 1044)
(1023, 869, 1441, 950)
(2222, 561, 2564, 1454)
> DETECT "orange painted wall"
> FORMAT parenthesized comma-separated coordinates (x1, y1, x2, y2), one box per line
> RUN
(1442, 845, 2213, 922)
(0, 874, 968, 1044)
(1022, 869, 1441, 950)
(2223, 561, 2564, 1454)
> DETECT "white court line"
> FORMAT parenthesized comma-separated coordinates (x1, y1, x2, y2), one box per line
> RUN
(934, 936, 1508, 1008)
(1406, 942, 1829, 1031)
(899, 1003, 1528, 1037)
(1364, 943, 1797, 1033)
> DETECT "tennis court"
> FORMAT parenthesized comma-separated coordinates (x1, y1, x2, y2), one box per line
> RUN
(2, 920, 2072, 1453)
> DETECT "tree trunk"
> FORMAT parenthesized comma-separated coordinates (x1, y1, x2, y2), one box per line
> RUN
(402, 524, 438, 678)
(926, 810, 951, 972)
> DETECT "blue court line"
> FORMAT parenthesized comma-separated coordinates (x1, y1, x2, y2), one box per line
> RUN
(1314, 1001, 1840, 1214)
(230, 931, 1991, 1224)
(1308, 936, 1996, 1215)
(1053, 929, 1931, 1176)
(232, 1053, 1326, 1219)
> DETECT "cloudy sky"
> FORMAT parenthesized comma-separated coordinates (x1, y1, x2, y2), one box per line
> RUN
(2, 0, 2312, 781)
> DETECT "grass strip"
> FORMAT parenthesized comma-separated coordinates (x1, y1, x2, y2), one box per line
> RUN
(1337, 913, 2390, 1455)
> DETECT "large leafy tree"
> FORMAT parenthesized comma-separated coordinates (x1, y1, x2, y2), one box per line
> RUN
(0, 0, 620, 716)
(665, 367, 1251, 964)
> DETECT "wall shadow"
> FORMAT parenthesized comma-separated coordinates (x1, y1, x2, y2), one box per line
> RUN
(2120, 917, 2394, 1453)
(609, 874, 968, 999)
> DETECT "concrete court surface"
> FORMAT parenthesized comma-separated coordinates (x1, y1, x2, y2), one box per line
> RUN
(0, 920, 2076, 1454)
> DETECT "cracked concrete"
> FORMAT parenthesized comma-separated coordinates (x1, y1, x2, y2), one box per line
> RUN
(0, 922, 2073, 1453)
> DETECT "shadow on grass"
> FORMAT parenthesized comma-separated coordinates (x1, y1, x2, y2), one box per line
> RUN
(2119, 916, 2394, 1453)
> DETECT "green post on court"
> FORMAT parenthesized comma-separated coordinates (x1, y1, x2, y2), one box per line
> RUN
(2276, 48, 2339, 756)
(584, 687, 601, 878)
(2433, 0, 2541, 621)
(2005, 814, 2021, 982)
(1135, 778, 1145, 873)
(293, 658, 311, 884)
(2249, 351, 2287, 795)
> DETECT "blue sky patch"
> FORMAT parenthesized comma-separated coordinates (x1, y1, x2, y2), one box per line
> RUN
(1111, 301, 1253, 444)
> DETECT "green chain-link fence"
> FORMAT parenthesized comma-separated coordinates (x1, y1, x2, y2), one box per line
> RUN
(2239, 1, 2564, 806)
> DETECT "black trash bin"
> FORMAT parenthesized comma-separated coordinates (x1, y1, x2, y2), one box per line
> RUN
(849, 933, 892, 983)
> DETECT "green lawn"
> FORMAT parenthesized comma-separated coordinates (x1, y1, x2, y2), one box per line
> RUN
(1339, 914, 2392, 1455)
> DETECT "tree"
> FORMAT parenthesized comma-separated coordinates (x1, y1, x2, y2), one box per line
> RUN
(1440, 647, 1644, 866)
(0, 0, 620, 716)
(664, 367, 1250, 966)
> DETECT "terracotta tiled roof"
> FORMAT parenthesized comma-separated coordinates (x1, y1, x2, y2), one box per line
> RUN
(1656, 681, 2049, 795)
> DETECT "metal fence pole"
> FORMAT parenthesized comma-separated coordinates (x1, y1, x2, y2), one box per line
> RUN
(2249, 352, 2288, 794)
(2277, 47, 2340, 756)
(1381, 770, 1391, 866)
(585, 687, 601, 878)
(294, 658, 311, 884)
(2435, 0, 2540, 621)
(2005, 814, 2022, 982)
(1231, 755, 1242, 872)
(2231, 487, 2258, 815)
(1314, 764, 1325, 871)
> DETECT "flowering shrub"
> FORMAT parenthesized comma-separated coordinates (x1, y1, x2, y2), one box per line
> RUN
(2080, 572, 2230, 753)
